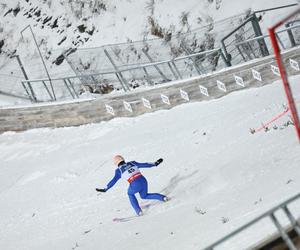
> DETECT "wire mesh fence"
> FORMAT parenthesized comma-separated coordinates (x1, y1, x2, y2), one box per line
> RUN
(65, 14, 246, 90)
(1, 4, 300, 103)
(0, 56, 27, 98)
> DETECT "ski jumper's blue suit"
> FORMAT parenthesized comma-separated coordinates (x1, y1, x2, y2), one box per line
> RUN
(105, 161, 165, 215)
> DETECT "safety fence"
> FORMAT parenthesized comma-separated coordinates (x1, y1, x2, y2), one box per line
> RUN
(203, 192, 300, 250)
(17, 4, 300, 102)
(1, 3, 299, 103)
(1, 46, 300, 133)
(20, 51, 300, 115)
(224, 19, 300, 65)
(220, 4, 300, 66)
(20, 48, 226, 102)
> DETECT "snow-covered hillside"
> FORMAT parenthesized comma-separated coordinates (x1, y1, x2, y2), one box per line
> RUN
(0, 0, 299, 105)
(1, 1, 300, 249)
(0, 0, 298, 73)
(0, 75, 299, 250)
(0, 0, 297, 55)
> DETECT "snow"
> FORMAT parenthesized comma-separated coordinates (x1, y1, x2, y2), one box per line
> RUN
(1, 0, 299, 104)
(1, 0, 297, 54)
(1, 74, 300, 250)
(0, 94, 30, 106)
(1, 1, 300, 249)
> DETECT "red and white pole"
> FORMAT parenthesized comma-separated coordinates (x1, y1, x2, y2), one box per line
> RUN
(268, 8, 300, 142)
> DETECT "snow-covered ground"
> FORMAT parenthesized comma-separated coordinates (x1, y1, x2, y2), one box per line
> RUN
(0, 74, 300, 250)
(1, 0, 296, 55)
(0, 94, 29, 106)
(1, 0, 298, 103)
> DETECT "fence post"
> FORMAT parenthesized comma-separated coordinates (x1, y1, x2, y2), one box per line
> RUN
(270, 213, 297, 250)
(167, 62, 179, 80)
(220, 41, 232, 66)
(104, 49, 130, 92)
(219, 48, 232, 66)
(20, 81, 34, 102)
(282, 205, 300, 236)
(142, 67, 153, 85)
(13, 55, 37, 102)
(63, 79, 75, 99)
(142, 48, 169, 82)
(251, 14, 269, 57)
(171, 60, 182, 79)
(285, 22, 297, 47)
(180, 42, 203, 75)
(67, 78, 79, 98)
(42, 80, 55, 101)
(235, 45, 248, 62)
(20, 25, 56, 101)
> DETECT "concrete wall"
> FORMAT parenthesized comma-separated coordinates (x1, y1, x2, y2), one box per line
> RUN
(1, 47, 300, 133)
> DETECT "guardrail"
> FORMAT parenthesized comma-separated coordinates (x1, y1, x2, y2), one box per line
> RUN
(204, 193, 300, 250)
(2, 46, 300, 133)
(20, 48, 226, 102)
(220, 3, 299, 67)
(21, 18, 300, 103)
(14, 3, 300, 103)
(234, 23, 300, 62)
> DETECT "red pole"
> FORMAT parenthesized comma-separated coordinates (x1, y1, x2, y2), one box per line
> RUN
(268, 27, 300, 142)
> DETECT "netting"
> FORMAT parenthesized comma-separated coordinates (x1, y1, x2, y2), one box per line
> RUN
(3, 5, 300, 102)
(65, 14, 246, 89)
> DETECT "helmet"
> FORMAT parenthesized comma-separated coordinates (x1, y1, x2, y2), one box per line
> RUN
(113, 155, 124, 165)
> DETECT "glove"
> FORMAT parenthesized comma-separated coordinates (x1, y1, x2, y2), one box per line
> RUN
(96, 188, 106, 192)
(155, 158, 163, 166)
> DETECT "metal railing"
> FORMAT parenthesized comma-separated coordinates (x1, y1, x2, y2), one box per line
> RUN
(252, 3, 298, 15)
(234, 23, 300, 62)
(10, 3, 300, 102)
(20, 18, 300, 103)
(204, 193, 300, 250)
(20, 48, 226, 102)
(221, 3, 299, 66)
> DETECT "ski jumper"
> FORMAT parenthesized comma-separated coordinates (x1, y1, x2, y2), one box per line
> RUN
(105, 161, 165, 215)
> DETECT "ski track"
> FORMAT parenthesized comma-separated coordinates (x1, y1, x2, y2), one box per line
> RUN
(0, 78, 300, 250)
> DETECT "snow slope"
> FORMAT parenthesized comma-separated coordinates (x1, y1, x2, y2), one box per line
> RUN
(0, 75, 300, 250)
(1, 0, 297, 54)
(0, 0, 298, 74)
(0, 0, 298, 103)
